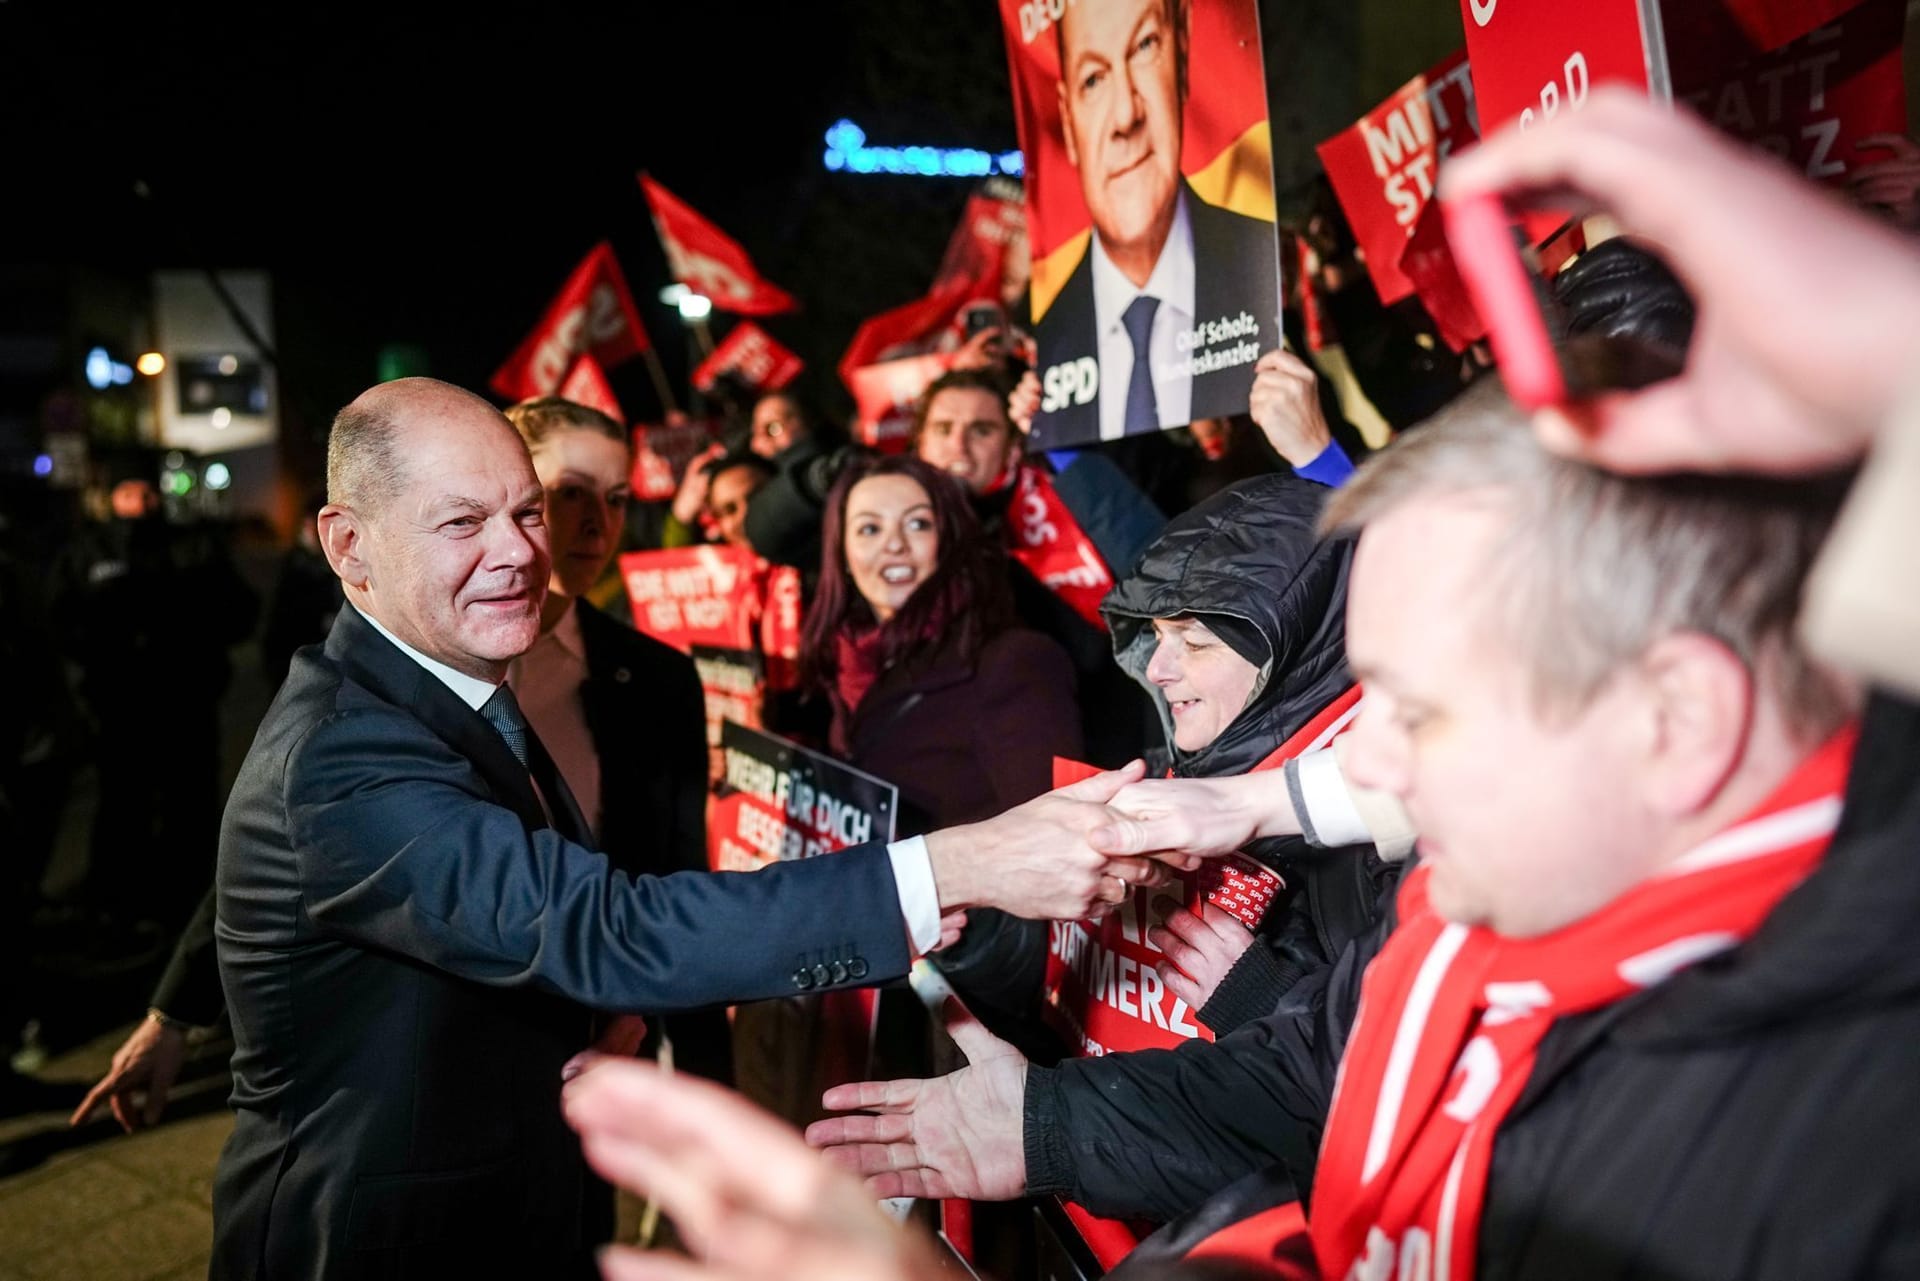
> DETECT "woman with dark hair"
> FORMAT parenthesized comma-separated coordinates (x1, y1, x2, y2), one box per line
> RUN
(800, 454, 1082, 1022)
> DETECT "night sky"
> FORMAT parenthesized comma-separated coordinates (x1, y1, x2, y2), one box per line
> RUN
(6, 1, 1020, 441)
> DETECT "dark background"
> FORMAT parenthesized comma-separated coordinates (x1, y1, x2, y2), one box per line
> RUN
(0, 0, 1466, 458)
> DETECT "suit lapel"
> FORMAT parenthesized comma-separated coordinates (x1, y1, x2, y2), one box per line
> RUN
(326, 607, 549, 832)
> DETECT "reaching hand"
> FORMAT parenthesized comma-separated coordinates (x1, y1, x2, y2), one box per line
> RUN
(1248, 349, 1335, 467)
(949, 326, 1006, 372)
(807, 1001, 1029, 1201)
(1850, 133, 1920, 230)
(1091, 772, 1299, 861)
(564, 1060, 944, 1281)
(923, 760, 1185, 920)
(1149, 900, 1257, 1012)
(1442, 88, 1920, 475)
(1008, 371, 1041, 436)
(672, 443, 727, 527)
(71, 1012, 187, 1133)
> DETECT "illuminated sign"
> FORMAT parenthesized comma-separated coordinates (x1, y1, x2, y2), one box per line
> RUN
(823, 120, 1024, 178)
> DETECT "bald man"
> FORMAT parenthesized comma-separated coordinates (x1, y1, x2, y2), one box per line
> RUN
(209, 380, 1163, 1280)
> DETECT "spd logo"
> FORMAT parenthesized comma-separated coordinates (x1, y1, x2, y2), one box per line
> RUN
(1040, 357, 1099, 413)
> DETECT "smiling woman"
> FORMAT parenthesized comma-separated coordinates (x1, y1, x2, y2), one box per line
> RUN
(798, 454, 1083, 1022)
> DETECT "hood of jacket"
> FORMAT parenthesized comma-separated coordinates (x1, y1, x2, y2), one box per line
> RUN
(1102, 473, 1354, 783)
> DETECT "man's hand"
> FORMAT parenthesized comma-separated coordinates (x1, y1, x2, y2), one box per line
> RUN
(1851, 133, 1920, 231)
(924, 761, 1181, 919)
(1091, 771, 1299, 861)
(1248, 349, 1335, 467)
(564, 1060, 943, 1281)
(949, 326, 1006, 372)
(807, 1001, 1028, 1201)
(562, 1013, 651, 1082)
(70, 1012, 187, 1132)
(1149, 900, 1257, 1011)
(1443, 88, 1920, 475)
(1008, 371, 1041, 436)
(671, 443, 727, 527)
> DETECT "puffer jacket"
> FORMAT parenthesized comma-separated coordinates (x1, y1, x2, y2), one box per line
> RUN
(1101, 473, 1391, 1033)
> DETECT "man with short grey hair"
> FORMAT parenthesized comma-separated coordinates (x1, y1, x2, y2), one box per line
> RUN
(208, 376, 1174, 1280)
(812, 382, 1912, 1278)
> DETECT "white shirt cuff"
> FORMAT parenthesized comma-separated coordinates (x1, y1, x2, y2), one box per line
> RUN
(887, 836, 942, 954)
(1292, 747, 1373, 848)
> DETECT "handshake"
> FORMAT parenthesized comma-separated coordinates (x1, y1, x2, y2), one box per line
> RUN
(923, 760, 1289, 924)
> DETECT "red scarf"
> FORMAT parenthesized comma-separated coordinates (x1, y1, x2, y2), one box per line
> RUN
(1308, 724, 1858, 1281)
(1004, 464, 1115, 631)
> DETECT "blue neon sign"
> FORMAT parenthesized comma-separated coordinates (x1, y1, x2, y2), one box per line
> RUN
(823, 120, 1024, 178)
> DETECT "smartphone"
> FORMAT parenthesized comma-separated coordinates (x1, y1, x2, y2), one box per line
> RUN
(1443, 193, 1683, 410)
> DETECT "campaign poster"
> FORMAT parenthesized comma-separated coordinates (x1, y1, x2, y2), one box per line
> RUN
(628, 417, 718, 503)
(619, 545, 801, 752)
(691, 321, 804, 398)
(1001, 0, 1283, 450)
(1662, 0, 1908, 187)
(709, 721, 898, 873)
(1459, 0, 1662, 136)
(713, 723, 899, 1131)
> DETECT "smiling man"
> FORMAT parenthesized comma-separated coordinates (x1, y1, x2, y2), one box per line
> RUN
(1032, 0, 1280, 446)
(208, 378, 1174, 1281)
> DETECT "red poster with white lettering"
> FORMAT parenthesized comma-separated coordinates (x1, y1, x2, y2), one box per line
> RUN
(638, 174, 798, 316)
(692, 321, 804, 396)
(1460, 0, 1659, 136)
(620, 545, 802, 747)
(1004, 465, 1114, 631)
(491, 243, 650, 402)
(1664, 0, 1907, 187)
(846, 350, 957, 452)
(1317, 50, 1485, 307)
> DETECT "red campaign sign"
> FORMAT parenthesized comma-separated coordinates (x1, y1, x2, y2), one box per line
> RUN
(931, 178, 1030, 308)
(557, 353, 624, 423)
(1665, 0, 1908, 187)
(638, 174, 798, 317)
(690, 645, 769, 754)
(846, 350, 955, 453)
(1317, 50, 1483, 307)
(491, 242, 650, 402)
(1678, 0, 1864, 54)
(1459, 0, 1657, 138)
(1004, 465, 1114, 631)
(619, 545, 801, 682)
(692, 321, 804, 395)
(628, 418, 716, 502)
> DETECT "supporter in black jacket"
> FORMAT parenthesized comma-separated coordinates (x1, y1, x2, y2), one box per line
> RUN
(1097, 473, 1388, 1037)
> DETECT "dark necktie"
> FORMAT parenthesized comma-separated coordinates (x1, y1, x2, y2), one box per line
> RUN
(480, 684, 530, 768)
(1121, 294, 1161, 435)
(481, 684, 591, 844)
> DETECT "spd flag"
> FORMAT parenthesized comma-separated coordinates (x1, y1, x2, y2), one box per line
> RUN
(639, 174, 798, 316)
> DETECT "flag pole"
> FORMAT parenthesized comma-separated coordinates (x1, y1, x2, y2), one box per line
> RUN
(641, 346, 681, 417)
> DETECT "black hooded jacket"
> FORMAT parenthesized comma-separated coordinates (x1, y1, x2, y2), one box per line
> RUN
(1100, 474, 1391, 1033)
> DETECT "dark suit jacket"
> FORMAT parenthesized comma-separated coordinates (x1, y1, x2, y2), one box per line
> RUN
(573, 597, 732, 1084)
(210, 605, 909, 1280)
(1032, 183, 1282, 449)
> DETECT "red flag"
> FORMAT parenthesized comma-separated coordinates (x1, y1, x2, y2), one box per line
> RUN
(557, 354, 624, 423)
(692, 322, 804, 395)
(638, 175, 798, 316)
(931, 179, 1029, 305)
(491, 242, 650, 402)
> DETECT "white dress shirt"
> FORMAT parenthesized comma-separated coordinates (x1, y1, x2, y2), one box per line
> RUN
(352, 602, 943, 953)
(1092, 186, 1196, 441)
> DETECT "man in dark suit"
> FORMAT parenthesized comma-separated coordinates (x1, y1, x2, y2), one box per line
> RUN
(1030, 0, 1280, 449)
(208, 377, 1168, 1279)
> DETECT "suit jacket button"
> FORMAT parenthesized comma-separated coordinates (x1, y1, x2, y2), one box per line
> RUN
(811, 963, 833, 988)
(829, 960, 848, 984)
(614, 668, 631, 684)
(792, 968, 815, 991)
(847, 957, 869, 980)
